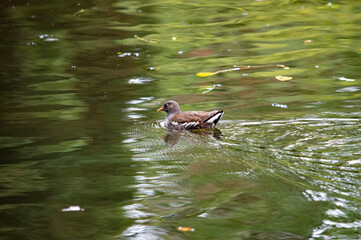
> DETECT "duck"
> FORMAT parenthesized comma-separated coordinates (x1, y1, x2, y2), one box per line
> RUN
(157, 100, 224, 130)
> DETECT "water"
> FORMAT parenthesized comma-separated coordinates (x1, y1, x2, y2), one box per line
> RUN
(0, 0, 360, 239)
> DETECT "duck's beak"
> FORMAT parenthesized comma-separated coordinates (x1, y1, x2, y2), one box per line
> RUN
(157, 106, 164, 112)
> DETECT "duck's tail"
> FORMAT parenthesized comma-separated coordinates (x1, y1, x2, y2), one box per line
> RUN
(204, 110, 224, 125)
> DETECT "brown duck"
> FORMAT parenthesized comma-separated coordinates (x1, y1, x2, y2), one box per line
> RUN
(157, 100, 224, 130)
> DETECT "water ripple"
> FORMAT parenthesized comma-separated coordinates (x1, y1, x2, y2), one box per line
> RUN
(122, 117, 361, 239)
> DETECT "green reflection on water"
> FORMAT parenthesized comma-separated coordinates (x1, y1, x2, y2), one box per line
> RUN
(0, 0, 360, 239)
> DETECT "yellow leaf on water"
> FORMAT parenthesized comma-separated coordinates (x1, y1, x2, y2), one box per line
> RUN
(275, 75, 293, 81)
(196, 72, 217, 77)
(178, 227, 195, 232)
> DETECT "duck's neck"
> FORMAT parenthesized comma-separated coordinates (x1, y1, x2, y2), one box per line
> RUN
(165, 111, 180, 126)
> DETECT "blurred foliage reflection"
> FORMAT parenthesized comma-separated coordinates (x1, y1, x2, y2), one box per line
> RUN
(0, 0, 360, 239)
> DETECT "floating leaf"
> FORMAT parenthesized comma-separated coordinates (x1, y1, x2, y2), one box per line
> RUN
(277, 64, 290, 69)
(202, 85, 215, 94)
(275, 75, 293, 81)
(197, 65, 289, 77)
(201, 84, 221, 94)
(197, 72, 217, 77)
(178, 227, 195, 232)
(134, 35, 157, 44)
(73, 9, 86, 17)
(197, 67, 241, 77)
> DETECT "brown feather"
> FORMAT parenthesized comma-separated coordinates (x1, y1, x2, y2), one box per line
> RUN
(170, 111, 222, 129)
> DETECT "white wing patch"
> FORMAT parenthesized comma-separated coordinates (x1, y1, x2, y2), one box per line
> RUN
(171, 121, 199, 129)
(206, 112, 224, 123)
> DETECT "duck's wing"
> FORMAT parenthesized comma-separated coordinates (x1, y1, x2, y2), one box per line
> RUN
(170, 110, 224, 129)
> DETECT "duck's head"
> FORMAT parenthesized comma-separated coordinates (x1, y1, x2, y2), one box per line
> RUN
(157, 100, 181, 115)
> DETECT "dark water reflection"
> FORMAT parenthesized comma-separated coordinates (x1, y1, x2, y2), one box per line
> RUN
(0, 0, 360, 239)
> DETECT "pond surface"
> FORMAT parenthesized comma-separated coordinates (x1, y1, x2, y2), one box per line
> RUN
(0, 0, 360, 239)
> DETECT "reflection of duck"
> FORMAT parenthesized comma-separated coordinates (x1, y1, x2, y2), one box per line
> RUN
(164, 128, 223, 146)
(157, 100, 224, 130)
